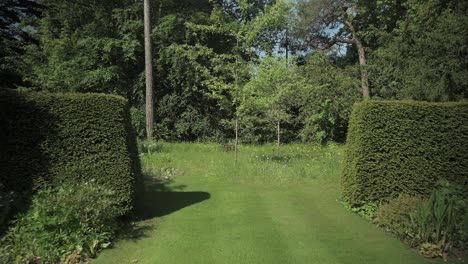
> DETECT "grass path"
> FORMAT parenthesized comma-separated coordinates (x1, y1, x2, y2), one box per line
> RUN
(95, 143, 462, 264)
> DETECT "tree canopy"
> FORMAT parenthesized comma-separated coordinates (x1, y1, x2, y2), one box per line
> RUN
(1, 0, 467, 143)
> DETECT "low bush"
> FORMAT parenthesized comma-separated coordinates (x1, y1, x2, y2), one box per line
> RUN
(342, 100, 468, 206)
(140, 140, 165, 154)
(377, 194, 424, 237)
(408, 181, 468, 259)
(0, 180, 123, 263)
(342, 201, 379, 222)
(130, 106, 146, 139)
(300, 99, 336, 144)
(374, 181, 468, 260)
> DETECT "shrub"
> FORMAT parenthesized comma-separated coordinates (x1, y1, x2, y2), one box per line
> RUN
(130, 106, 146, 139)
(377, 194, 424, 237)
(140, 140, 165, 154)
(342, 201, 379, 222)
(0, 89, 143, 227)
(375, 181, 468, 260)
(342, 100, 468, 206)
(301, 99, 336, 144)
(0, 180, 122, 263)
(408, 180, 468, 258)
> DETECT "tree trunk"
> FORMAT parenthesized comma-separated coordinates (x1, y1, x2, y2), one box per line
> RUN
(144, 0, 154, 139)
(355, 38, 370, 99)
(277, 120, 280, 150)
(344, 17, 370, 99)
(285, 27, 289, 64)
(234, 119, 238, 162)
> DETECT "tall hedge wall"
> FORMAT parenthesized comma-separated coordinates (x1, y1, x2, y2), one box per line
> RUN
(0, 89, 142, 221)
(342, 100, 468, 206)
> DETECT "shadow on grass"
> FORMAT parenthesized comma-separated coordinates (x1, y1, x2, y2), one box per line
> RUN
(117, 176, 210, 242)
(138, 177, 210, 220)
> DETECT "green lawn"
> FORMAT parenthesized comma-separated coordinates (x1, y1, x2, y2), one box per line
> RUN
(94, 143, 463, 264)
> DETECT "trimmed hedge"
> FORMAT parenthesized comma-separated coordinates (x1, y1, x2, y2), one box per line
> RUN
(342, 100, 468, 206)
(0, 89, 142, 224)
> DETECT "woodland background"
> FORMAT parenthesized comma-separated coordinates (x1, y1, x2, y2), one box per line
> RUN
(1, 0, 467, 143)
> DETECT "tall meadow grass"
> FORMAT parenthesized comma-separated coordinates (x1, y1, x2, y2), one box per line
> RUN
(139, 141, 344, 186)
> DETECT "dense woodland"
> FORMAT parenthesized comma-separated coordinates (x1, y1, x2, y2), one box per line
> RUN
(1, 0, 467, 143)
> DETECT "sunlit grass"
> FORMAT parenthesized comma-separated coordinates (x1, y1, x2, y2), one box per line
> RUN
(95, 142, 460, 264)
(140, 141, 344, 185)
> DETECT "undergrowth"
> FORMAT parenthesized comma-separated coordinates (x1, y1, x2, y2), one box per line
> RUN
(0, 180, 123, 263)
(371, 181, 468, 260)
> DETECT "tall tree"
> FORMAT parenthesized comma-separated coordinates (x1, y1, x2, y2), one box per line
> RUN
(144, 0, 154, 139)
(368, 0, 468, 101)
(21, 0, 144, 98)
(151, 0, 291, 141)
(298, 52, 361, 143)
(294, 0, 370, 98)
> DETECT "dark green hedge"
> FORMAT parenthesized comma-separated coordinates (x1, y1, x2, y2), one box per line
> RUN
(0, 90, 142, 223)
(342, 100, 468, 206)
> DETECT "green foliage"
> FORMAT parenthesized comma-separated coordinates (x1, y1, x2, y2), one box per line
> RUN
(2, 0, 467, 145)
(342, 200, 379, 222)
(301, 99, 336, 144)
(342, 100, 468, 206)
(240, 56, 299, 114)
(130, 106, 146, 139)
(377, 194, 424, 237)
(0, 0, 43, 88)
(4, 0, 464, 148)
(418, 242, 445, 259)
(238, 56, 302, 143)
(21, 0, 144, 99)
(139, 140, 165, 155)
(293, 0, 353, 50)
(235, 52, 358, 145)
(408, 180, 468, 256)
(237, 114, 278, 144)
(154, 87, 227, 142)
(298, 52, 361, 143)
(369, 0, 468, 101)
(0, 180, 122, 263)
(0, 89, 142, 227)
(255, 152, 293, 163)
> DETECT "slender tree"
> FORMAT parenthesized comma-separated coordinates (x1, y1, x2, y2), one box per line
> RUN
(239, 57, 300, 147)
(144, 0, 154, 139)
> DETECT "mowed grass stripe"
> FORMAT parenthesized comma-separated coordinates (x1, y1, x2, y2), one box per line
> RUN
(208, 186, 291, 264)
(133, 190, 217, 263)
(258, 187, 341, 264)
(94, 189, 216, 263)
(95, 184, 291, 264)
(259, 185, 433, 264)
